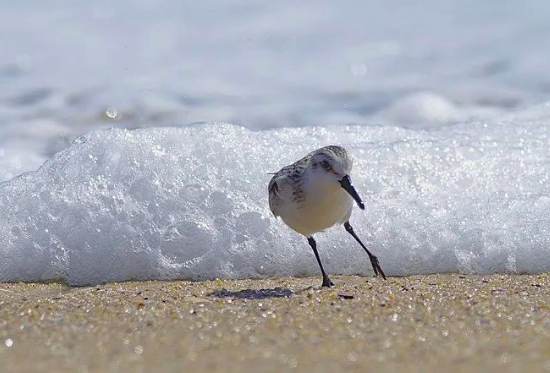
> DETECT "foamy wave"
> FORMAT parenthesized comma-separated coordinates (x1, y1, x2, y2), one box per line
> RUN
(1, 112, 550, 284)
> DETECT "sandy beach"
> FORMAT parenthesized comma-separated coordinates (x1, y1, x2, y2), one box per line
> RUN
(1, 274, 550, 373)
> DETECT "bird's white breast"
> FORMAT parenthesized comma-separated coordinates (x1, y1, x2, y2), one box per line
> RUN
(278, 179, 353, 237)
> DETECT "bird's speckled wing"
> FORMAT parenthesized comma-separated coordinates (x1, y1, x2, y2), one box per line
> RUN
(268, 174, 285, 217)
(268, 158, 309, 217)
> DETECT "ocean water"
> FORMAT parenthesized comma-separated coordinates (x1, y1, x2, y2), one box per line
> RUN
(2, 112, 550, 284)
(1, 1, 550, 284)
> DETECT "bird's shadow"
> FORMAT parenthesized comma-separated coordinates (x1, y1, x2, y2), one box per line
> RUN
(208, 287, 293, 300)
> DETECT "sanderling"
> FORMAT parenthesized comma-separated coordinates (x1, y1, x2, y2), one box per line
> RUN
(268, 145, 386, 287)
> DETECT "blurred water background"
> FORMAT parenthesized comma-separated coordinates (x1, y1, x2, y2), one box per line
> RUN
(2, 1, 550, 284)
(2, 0, 550, 181)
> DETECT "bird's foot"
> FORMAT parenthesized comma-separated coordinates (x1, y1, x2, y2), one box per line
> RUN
(369, 254, 387, 280)
(322, 276, 335, 287)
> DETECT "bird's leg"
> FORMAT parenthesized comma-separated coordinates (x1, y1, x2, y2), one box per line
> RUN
(344, 222, 387, 280)
(307, 236, 334, 287)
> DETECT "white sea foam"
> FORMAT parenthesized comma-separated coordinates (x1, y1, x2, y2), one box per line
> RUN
(1, 108, 550, 285)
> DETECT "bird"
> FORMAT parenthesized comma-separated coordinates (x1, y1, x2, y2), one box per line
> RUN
(268, 145, 386, 287)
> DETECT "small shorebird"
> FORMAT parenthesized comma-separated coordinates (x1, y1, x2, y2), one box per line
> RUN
(268, 145, 386, 287)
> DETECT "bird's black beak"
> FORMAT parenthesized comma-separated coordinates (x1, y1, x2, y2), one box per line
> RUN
(339, 175, 365, 210)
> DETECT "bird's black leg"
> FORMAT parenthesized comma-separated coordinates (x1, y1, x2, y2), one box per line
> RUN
(307, 236, 334, 287)
(344, 222, 387, 280)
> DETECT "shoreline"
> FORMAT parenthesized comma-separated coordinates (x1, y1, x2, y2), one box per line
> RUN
(1, 274, 550, 372)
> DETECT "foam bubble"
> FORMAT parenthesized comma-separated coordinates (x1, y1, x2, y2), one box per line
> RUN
(1, 115, 550, 285)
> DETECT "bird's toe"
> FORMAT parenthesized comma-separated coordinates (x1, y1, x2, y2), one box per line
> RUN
(322, 277, 334, 287)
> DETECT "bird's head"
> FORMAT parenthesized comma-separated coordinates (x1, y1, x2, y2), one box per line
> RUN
(308, 146, 364, 210)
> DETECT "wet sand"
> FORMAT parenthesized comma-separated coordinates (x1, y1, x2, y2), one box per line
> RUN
(1, 274, 550, 372)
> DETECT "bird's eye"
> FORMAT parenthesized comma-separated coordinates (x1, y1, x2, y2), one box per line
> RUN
(321, 160, 330, 169)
